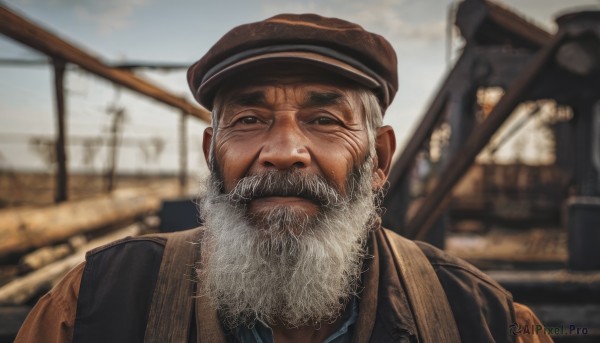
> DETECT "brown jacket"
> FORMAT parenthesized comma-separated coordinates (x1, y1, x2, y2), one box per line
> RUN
(15, 228, 552, 342)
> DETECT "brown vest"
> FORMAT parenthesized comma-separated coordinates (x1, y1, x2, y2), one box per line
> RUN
(72, 228, 516, 343)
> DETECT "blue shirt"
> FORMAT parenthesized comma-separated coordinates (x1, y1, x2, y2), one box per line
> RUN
(231, 297, 358, 343)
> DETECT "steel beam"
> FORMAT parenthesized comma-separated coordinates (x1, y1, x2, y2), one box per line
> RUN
(456, 0, 551, 49)
(405, 31, 569, 240)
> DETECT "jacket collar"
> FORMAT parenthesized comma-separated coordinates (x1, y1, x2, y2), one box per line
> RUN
(352, 228, 418, 342)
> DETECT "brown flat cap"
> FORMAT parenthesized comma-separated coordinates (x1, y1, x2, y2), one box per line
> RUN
(187, 13, 398, 112)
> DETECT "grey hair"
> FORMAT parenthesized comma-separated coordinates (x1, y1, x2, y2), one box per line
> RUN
(356, 89, 384, 152)
(207, 88, 383, 171)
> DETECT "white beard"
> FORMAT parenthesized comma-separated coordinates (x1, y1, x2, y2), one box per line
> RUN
(198, 159, 378, 328)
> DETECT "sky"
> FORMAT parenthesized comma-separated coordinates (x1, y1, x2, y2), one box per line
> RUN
(1, 0, 599, 174)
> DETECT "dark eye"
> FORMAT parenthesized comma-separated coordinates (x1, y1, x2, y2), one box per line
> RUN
(238, 116, 259, 124)
(313, 117, 338, 125)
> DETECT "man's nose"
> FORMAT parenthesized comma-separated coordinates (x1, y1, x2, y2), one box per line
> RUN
(258, 120, 311, 170)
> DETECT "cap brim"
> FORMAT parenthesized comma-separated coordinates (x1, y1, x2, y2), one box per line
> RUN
(197, 51, 382, 110)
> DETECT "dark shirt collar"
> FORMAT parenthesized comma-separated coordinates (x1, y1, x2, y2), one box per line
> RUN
(229, 297, 359, 343)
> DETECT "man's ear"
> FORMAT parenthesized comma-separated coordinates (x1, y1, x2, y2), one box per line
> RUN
(372, 125, 396, 189)
(202, 126, 213, 166)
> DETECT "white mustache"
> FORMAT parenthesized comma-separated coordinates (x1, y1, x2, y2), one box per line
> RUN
(227, 170, 343, 208)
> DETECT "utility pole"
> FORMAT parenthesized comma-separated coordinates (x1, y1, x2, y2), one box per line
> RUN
(179, 111, 189, 194)
(53, 58, 68, 203)
(105, 107, 125, 192)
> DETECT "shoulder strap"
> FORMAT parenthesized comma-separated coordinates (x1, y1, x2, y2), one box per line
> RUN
(382, 229, 461, 343)
(144, 228, 204, 343)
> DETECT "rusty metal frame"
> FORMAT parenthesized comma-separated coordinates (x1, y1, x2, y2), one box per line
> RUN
(383, 0, 557, 238)
(405, 31, 569, 240)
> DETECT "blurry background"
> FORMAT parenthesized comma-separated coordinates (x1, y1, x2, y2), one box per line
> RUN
(2, 0, 600, 342)
(1, 0, 595, 193)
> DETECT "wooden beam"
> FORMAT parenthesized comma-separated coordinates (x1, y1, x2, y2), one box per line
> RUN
(0, 5, 210, 122)
(0, 224, 142, 305)
(0, 186, 178, 258)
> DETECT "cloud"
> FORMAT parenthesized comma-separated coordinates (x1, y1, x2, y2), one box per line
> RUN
(72, 0, 147, 34)
(260, 0, 447, 43)
(12, 0, 148, 34)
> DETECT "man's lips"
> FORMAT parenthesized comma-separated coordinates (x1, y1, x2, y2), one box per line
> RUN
(248, 196, 320, 214)
(241, 190, 322, 204)
(250, 195, 317, 205)
(251, 196, 316, 204)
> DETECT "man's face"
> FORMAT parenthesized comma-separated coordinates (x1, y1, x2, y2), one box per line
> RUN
(199, 66, 395, 327)
(207, 69, 372, 227)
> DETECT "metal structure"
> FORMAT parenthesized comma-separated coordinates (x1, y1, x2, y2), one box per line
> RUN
(1, 0, 600, 341)
(383, 0, 550, 240)
(0, 5, 210, 201)
(383, 0, 600, 266)
(380, 3, 600, 339)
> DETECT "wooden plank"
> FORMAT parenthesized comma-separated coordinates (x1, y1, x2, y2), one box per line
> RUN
(20, 242, 74, 271)
(0, 224, 141, 305)
(0, 185, 177, 258)
(0, 266, 20, 287)
(0, 5, 210, 122)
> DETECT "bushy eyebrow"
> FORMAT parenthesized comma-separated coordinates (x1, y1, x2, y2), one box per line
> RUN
(227, 91, 266, 107)
(304, 91, 343, 107)
(223, 89, 350, 112)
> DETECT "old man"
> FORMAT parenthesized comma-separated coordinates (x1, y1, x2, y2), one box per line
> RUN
(16, 13, 550, 343)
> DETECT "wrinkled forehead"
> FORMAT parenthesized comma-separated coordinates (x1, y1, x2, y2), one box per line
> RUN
(212, 63, 366, 115)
